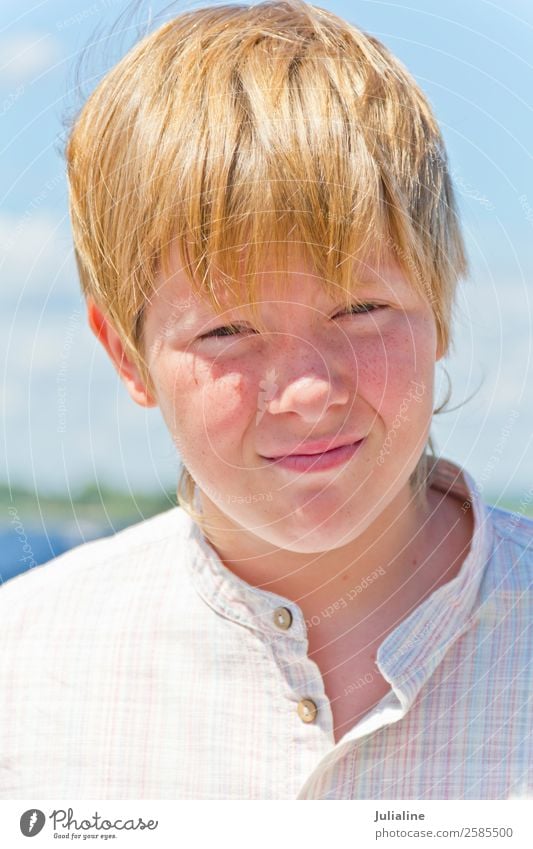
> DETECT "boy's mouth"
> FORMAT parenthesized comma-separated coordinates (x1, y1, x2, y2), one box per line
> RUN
(262, 435, 363, 459)
(261, 439, 365, 472)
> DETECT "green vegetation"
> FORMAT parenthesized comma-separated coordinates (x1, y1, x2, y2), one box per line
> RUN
(1, 482, 177, 527)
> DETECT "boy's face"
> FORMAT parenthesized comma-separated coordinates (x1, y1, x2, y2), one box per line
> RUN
(91, 242, 443, 553)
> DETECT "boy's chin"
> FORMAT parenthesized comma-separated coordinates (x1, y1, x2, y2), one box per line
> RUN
(245, 513, 373, 554)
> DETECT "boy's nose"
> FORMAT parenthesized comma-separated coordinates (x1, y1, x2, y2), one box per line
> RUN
(261, 358, 353, 423)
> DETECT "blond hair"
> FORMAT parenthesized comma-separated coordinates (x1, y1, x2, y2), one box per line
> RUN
(65, 0, 467, 523)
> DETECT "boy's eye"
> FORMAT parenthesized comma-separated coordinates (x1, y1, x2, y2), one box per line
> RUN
(198, 324, 256, 340)
(333, 302, 384, 318)
(198, 302, 384, 340)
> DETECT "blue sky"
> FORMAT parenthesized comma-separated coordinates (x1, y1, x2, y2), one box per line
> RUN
(1, 0, 532, 502)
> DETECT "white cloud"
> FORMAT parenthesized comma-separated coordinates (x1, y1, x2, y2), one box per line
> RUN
(0, 211, 78, 307)
(0, 307, 178, 492)
(0, 32, 62, 85)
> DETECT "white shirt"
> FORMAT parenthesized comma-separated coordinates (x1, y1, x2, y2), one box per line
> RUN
(0, 457, 531, 799)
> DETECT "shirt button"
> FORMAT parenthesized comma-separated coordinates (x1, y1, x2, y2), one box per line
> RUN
(297, 698, 318, 723)
(273, 606, 293, 630)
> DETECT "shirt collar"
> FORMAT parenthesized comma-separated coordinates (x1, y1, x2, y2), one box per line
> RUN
(376, 458, 493, 691)
(184, 458, 494, 665)
(184, 505, 309, 642)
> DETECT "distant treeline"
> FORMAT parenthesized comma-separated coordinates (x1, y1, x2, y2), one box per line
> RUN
(0, 482, 177, 525)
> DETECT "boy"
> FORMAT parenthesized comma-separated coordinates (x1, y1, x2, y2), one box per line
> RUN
(0, 0, 531, 799)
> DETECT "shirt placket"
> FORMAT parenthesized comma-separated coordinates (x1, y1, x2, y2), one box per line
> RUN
(260, 601, 343, 796)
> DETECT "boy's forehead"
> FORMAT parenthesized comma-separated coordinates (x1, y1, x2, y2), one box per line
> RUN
(155, 240, 408, 319)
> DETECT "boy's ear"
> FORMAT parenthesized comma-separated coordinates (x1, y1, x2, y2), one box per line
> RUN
(87, 297, 157, 408)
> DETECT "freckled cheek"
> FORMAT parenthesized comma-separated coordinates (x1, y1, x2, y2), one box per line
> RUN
(202, 371, 256, 436)
(352, 334, 434, 419)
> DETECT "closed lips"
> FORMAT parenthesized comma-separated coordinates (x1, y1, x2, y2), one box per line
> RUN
(262, 438, 362, 459)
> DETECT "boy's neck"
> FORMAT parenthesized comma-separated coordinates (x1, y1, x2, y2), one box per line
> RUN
(194, 479, 471, 627)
